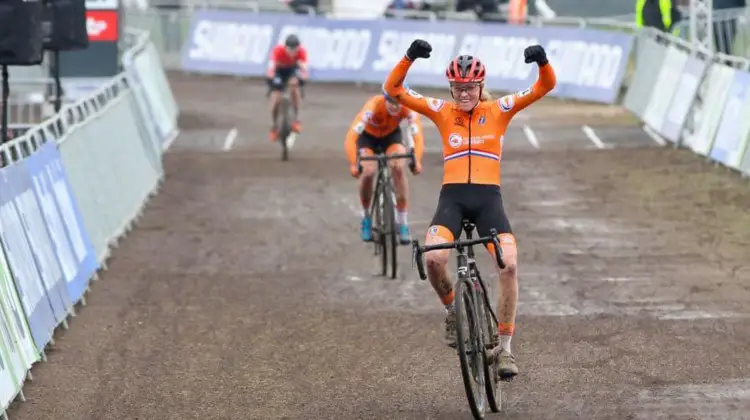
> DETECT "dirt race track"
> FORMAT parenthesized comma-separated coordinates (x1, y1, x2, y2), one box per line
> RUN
(7, 73, 750, 419)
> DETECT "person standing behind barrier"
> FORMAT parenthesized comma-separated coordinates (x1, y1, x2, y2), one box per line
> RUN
(508, 0, 528, 24)
(636, 0, 682, 36)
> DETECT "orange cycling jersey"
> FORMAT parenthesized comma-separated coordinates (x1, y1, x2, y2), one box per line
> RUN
(344, 95, 426, 166)
(383, 56, 556, 186)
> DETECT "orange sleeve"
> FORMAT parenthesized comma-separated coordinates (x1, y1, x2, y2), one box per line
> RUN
(496, 63, 556, 117)
(383, 56, 447, 125)
(404, 109, 424, 162)
(344, 98, 376, 166)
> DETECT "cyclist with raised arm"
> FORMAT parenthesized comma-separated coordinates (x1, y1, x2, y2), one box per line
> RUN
(266, 34, 308, 141)
(383, 39, 556, 380)
(345, 91, 425, 244)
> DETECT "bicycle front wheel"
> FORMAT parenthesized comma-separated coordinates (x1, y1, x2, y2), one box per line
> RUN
(454, 279, 487, 419)
(373, 183, 387, 276)
(278, 98, 292, 161)
(479, 290, 502, 412)
(383, 184, 398, 279)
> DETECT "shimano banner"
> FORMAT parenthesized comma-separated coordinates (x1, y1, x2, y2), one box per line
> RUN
(24, 141, 99, 304)
(181, 10, 634, 104)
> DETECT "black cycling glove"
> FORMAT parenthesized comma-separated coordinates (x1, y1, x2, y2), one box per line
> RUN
(524, 45, 548, 66)
(406, 39, 432, 61)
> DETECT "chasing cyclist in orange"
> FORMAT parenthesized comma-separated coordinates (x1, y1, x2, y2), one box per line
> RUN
(345, 92, 425, 244)
(383, 39, 556, 380)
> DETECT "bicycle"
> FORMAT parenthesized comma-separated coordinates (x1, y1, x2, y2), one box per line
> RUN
(357, 149, 415, 279)
(412, 221, 507, 419)
(273, 89, 295, 162)
(269, 69, 305, 162)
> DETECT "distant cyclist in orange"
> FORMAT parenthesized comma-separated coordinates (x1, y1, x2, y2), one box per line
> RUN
(345, 91, 425, 244)
(383, 39, 556, 380)
(266, 34, 308, 141)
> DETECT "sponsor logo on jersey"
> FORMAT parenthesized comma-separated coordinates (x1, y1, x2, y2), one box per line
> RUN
(407, 88, 423, 98)
(448, 133, 463, 148)
(427, 98, 445, 112)
(518, 87, 532, 97)
(498, 95, 514, 112)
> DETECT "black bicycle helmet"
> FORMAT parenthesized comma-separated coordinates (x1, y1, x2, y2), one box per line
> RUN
(285, 34, 300, 48)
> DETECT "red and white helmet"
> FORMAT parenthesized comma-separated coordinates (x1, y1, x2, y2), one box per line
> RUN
(445, 55, 486, 84)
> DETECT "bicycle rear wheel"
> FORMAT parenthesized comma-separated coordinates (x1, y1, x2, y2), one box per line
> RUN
(454, 279, 487, 419)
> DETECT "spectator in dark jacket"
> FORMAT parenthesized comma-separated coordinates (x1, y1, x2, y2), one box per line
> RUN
(456, 0, 502, 20)
(288, 0, 319, 14)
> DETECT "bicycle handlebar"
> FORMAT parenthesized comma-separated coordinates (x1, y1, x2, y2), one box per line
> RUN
(411, 228, 506, 280)
(357, 149, 416, 175)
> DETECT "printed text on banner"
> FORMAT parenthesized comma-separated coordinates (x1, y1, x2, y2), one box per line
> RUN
(180, 10, 634, 104)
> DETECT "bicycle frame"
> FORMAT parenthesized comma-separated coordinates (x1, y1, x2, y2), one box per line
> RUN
(461, 224, 501, 336)
(412, 224, 506, 341)
(358, 151, 415, 278)
(412, 225, 505, 277)
(358, 152, 415, 216)
(412, 225, 507, 417)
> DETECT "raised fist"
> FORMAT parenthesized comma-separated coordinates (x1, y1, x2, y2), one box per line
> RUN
(406, 39, 432, 61)
(524, 45, 548, 66)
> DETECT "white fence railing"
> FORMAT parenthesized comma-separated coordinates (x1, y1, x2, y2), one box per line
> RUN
(0, 27, 178, 418)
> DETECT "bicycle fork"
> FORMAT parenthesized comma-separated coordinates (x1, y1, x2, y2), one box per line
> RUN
(457, 255, 486, 347)
(461, 253, 502, 366)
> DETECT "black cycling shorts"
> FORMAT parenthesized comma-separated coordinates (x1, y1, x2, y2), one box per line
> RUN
(268, 67, 306, 93)
(357, 128, 404, 155)
(429, 184, 512, 241)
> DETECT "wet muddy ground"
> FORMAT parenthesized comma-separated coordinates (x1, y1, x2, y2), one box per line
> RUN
(7, 73, 750, 420)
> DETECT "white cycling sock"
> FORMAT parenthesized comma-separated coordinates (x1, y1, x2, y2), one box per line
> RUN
(500, 335, 512, 353)
(397, 210, 408, 225)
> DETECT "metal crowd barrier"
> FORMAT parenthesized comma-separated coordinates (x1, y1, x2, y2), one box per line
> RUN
(0, 27, 179, 418)
(624, 26, 750, 176)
